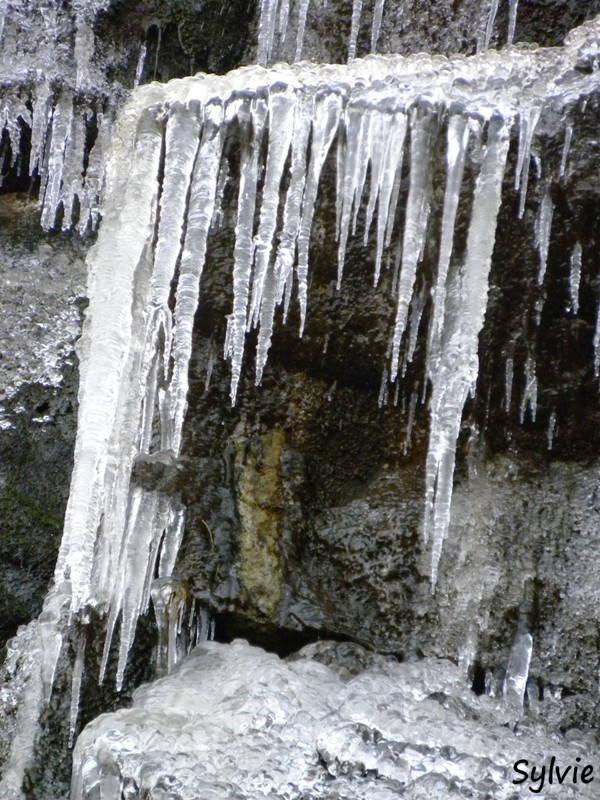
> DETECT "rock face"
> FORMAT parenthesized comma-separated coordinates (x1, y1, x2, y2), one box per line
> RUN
(2, 1, 600, 798)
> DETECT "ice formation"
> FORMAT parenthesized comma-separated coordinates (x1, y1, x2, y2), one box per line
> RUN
(51, 16, 600, 695)
(258, 0, 387, 65)
(71, 639, 597, 800)
(0, 0, 115, 232)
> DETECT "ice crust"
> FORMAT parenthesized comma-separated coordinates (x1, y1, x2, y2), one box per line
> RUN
(71, 639, 597, 800)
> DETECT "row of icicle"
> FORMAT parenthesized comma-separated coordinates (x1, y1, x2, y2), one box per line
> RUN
(258, 0, 520, 66)
(54, 18, 600, 709)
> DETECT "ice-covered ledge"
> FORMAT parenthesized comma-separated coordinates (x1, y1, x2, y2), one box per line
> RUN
(72, 639, 596, 799)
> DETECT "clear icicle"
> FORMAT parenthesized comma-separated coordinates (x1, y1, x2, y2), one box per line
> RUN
(297, 92, 341, 336)
(507, 0, 519, 44)
(68, 635, 86, 748)
(568, 241, 582, 314)
(348, 0, 363, 60)
(424, 115, 511, 588)
(230, 97, 268, 403)
(559, 124, 573, 178)
(426, 114, 470, 383)
(370, 0, 385, 53)
(295, 0, 311, 61)
(40, 93, 74, 230)
(390, 107, 435, 382)
(337, 104, 370, 289)
(250, 87, 296, 332)
(503, 631, 533, 715)
(515, 107, 541, 219)
(163, 102, 225, 454)
(403, 389, 418, 454)
(274, 92, 314, 317)
(534, 186, 554, 287)
(134, 41, 148, 87)
(373, 112, 407, 285)
(481, 0, 499, 51)
(257, 0, 279, 65)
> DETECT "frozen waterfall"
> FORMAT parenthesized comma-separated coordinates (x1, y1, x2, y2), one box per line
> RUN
(2, 5, 600, 797)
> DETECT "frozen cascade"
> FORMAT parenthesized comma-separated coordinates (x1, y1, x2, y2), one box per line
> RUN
(46, 18, 600, 646)
(4, 16, 600, 796)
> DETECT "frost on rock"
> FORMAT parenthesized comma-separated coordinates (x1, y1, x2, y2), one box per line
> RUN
(71, 639, 597, 800)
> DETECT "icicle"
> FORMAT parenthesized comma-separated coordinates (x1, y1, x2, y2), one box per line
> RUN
(163, 101, 225, 453)
(68, 635, 86, 748)
(568, 241, 582, 314)
(426, 114, 470, 383)
(559, 124, 573, 178)
(250, 86, 296, 333)
(594, 302, 600, 378)
(40, 93, 74, 230)
(424, 115, 511, 588)
(295, 0, 310, 61)
(78, 107, 112, 233)
(534, 186, 554, 287)
(55, 103, 165, 614)
(515, 107, 541, 219)
(503, 631, 533, 714)
(297, 92, 341, 336)
(277, 0, 290, 37)
(370, 0, 385, 53)
(258, 0, 279, 65)
(504, 356, 514, 413)
(373, 112, 407, 285)
(74, 5, 95, 90)
(390, 106, 435, 383)
(507, 0, 519, 45)
(348, 0, 363, 60)
(519, 355, 538, 423)
(404, 282, 428, 373)
(134, 41, 148, 87)
(403, 389, 418, 454)
(336, 104, 370, 288)
(480, 0, 499, 51)
(274, 92, 314, 318)
(230, 97, 268, 403)
(547, 410, 557, 450)
(59, 108, 86, 230)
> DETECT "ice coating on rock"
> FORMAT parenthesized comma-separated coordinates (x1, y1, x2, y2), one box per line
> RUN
(71, 640, 597, 800)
